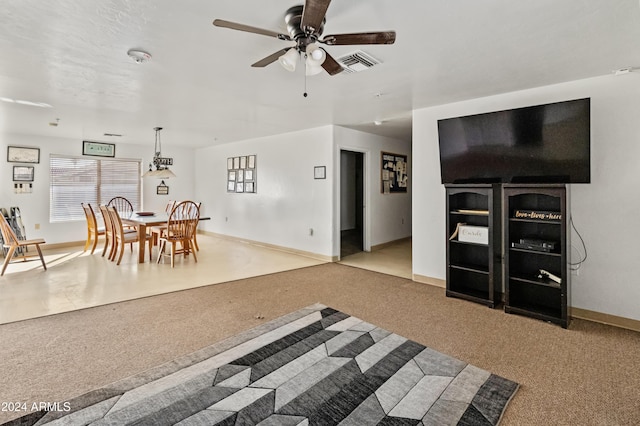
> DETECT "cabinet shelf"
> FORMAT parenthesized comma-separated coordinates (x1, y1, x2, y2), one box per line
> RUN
(504, 304, 564, 325)
(451, 210, 490, 216)
(509, 218, 561, 225)
(509, 247, 561, 257)
(447, 289, 496, 308)
(450, 264, 489, 275)
(445, 184, 501, 308)
(509, 275, 561, 289)
(504, 184, 569, 328)
(450, 240, 488, 248)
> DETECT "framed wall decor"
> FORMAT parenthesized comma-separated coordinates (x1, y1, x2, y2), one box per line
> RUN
(13, 165, 35, 182)
(7, 146, 40, 163)
(82, 140, 115, 157)
(227, 154, 257, 193)
(156, 181, 169, 195)
(381, 152, 408, 194)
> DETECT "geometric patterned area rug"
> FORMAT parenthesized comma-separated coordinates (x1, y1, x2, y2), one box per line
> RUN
(4, 304, 518, 426)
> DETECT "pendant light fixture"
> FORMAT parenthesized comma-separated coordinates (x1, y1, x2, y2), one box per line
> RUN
(142, 127, 176, 178)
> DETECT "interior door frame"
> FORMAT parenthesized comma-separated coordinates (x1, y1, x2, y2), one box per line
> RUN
(336, 146, 370, 259)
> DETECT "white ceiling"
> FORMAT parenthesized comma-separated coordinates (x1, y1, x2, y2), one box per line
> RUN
(1, 0, 640, 148)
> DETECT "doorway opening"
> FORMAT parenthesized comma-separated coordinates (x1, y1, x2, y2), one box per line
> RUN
(340, 150, 364, 258)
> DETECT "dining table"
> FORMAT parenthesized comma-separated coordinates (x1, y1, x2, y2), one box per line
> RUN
(121, 211, 209, 263)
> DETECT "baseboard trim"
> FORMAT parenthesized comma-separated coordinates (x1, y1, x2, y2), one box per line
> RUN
(43, 240, 86, 250)
(371, 237, 411, 252)
(412, 273, 446, 288)
(201, 231, 336, 262)
(572, 307, 640, 333)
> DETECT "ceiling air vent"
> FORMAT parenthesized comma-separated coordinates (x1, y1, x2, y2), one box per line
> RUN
(337, 50, 381, 73)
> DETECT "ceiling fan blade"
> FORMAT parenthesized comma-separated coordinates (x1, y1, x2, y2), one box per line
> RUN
(301, 0, 332, 34)
(213, 19, 291, 41)
(321, 31, 396, 45)
(251, 48, 292, 68)
(321, 51, 344, 76)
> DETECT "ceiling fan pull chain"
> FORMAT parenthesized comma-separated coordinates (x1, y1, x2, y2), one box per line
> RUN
(303, 55, 308, 98)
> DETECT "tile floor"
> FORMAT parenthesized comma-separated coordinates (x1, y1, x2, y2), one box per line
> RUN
(0, 234, 411, 325)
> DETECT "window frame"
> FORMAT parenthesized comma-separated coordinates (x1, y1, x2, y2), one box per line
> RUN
(49, 154, 142, 223)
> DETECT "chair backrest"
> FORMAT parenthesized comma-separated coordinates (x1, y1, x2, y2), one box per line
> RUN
(167, 201, 200, 240)
(106, 206, 126, 239)
(165, 200, 176, 214)
(99, 205, 115, 237)
(107, 197, 133, 217)
(81, 203, 99, 231)
(0, 214, 18, 246)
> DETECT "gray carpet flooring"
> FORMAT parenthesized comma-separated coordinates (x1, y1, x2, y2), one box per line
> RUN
(5, 304, 518, 426)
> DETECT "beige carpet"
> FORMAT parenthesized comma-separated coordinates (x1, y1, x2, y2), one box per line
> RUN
(1, 263, 639, 425)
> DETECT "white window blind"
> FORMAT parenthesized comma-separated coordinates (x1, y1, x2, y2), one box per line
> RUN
(50, 155, 141, 222)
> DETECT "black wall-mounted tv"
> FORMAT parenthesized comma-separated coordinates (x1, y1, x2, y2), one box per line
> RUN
(437, 98, 591, 184)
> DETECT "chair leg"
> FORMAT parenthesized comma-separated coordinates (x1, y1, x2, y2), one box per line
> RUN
(83, 230, 91, 252)
(192, 233, 199, 251)
(90, 232, 99, 254)
(35, 244, 47, 271)
(157, 240, 165, 264)
(101, 235, 110, 257)
(148, 238, 153, 261)
(110, 238, 118, 261)
(1, 246, 17, 276)
(116, 240, 125, 265)
(170, 241, 176, 268)
(189, 240, 198, 263)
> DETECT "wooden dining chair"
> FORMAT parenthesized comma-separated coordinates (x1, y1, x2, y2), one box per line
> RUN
(107, 196, 136, 231)
(98, 205, 115, 259)
(149, 200, 176, 246)
(0, 214, 47, 276)
(107, 196, 134, 216)
(157, 201, 200, 268)
(81, 203, 105, 254)
(191, 202, 202, 251)
(106, 206, 152, 265)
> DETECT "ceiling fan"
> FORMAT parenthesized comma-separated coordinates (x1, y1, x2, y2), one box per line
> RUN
(212, 0, 396, 76)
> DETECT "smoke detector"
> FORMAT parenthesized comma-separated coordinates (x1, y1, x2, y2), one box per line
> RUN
(127, 49, 152, 64)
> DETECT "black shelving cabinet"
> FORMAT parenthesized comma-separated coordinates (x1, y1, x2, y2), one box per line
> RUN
(503, 184, 570, 328)
(445, 184, 502, 308)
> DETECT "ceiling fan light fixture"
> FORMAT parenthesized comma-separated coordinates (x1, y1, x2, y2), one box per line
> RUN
(306, 63, 324, 76)
(306, 43, 326, 66)
(278, 48, 299, 72)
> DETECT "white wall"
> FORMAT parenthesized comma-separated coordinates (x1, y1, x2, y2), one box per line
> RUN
(413, 74, 640, 321)
(193, 125, 412, 259)
(194, 126, 335, 257)
(333, 126, 412, 253)
(0, 134, 195, 244)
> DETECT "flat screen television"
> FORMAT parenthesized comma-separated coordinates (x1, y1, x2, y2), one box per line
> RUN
(437, 98, 591, 184)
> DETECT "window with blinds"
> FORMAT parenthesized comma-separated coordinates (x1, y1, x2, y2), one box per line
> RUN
(50, 155, 141, 222)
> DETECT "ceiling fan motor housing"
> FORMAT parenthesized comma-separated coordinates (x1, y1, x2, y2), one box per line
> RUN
(285, 5, 325, 50)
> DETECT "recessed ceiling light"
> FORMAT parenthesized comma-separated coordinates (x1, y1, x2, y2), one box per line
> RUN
(374, 120, 383, 125)
(104, 133, 123, 137)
